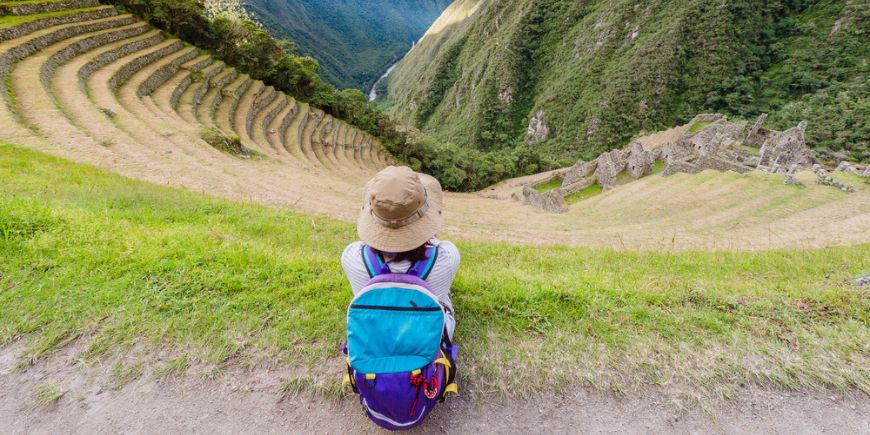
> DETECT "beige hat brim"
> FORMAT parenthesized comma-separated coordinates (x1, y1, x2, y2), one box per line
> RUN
(358, 173, 443, 252)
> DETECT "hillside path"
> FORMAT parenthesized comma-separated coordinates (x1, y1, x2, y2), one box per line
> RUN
(2, 344, 868, 434)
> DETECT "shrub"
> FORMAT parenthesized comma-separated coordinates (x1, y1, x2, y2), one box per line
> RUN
(200, 127, 251, 158)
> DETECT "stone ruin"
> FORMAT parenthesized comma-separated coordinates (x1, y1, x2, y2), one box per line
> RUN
(521, 113, 863, 213)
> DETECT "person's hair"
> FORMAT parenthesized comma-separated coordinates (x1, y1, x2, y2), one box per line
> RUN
(376, 243, 429, 263)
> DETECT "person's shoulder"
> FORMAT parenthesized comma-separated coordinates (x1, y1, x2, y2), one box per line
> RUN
(344, 241, 365, 253)
(433, 239, 460, 261)
(341, 241, 366, 264)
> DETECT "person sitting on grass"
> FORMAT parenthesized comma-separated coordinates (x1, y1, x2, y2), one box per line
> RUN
(341, 166, 459, 339)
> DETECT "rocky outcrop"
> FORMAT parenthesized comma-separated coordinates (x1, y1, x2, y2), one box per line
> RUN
(525, 109, 551, 144)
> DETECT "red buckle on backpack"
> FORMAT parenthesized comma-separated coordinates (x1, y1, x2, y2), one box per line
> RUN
(408, 372, 439, 416)
(424, 377, 439, 399)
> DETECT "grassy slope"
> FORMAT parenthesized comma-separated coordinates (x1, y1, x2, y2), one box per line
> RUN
(245, 0, 451, 90)
(386, 0, 868, 177)
(1, 143, 868, 404)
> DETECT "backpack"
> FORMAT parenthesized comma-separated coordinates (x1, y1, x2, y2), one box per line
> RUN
(344, 244, 459, 431)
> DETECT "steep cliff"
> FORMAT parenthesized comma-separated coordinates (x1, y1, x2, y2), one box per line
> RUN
(384, 0, 868, 189)
(245, 0, 453, 90)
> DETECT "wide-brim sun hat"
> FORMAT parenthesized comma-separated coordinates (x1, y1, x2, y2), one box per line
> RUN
(358, 166, 443, 253)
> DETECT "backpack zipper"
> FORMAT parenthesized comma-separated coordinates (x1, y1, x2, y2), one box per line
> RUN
(350, 304, 441, 312)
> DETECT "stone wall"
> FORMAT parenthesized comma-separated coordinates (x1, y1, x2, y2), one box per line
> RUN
(199, 69, 237, 118)
(561, 160, 597, 186)
(757, 121, 815, 173)
(227, 80, 255, 130)
(2, 15, 136, 87)
(518, 113, 851, 213)
(137, 49, 199, 97)
(78, 32, 164, 93)
(247, 86, 276, 139)
(41, 22, 149, 89)
(108, 40, 183, 92)
(522, 185, 567, 213)
(625, 142, 653, 178)
(263, 96, 289, 139)
(0, 0, 99, 16)
(171, 60, 219, 110)
(0, 7, 117, 42)
(279, 100, 299, 143)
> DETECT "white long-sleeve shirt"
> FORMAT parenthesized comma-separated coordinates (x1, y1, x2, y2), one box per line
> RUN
(341, 239, 460, 338)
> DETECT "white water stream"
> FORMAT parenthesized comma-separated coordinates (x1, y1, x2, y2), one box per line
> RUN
(368, 63, 398, 101)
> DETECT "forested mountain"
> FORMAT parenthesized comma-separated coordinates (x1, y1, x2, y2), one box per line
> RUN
(384, 0, 869, 191)
(245, 0, 453, 90)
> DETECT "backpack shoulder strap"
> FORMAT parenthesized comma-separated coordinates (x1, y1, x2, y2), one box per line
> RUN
(361, 244, 391, 278)
(406, 245, 439, 280)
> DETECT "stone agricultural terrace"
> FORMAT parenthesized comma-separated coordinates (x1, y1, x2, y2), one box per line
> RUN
(1, 1, 869, 251)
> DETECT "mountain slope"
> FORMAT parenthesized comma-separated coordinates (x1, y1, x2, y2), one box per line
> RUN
(245, 0, 452, 90)
(384, 0, 869, 189)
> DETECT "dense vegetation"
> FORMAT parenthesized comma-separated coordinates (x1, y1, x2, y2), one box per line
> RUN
(245, 0, 452, 91)
(99, 0, 403, 145)
(2, 143, 868, 402)
(386, 0, 869, 191)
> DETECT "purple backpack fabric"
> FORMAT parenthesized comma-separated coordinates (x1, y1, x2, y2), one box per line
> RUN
(344, 245, 459, 431)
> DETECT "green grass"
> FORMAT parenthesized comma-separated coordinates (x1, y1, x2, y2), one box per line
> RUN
(738, 145, 761, 155)
(564, 183, 603, 204)
(651, 160, 667, 175)
(688, 121, 712, 134)
(829, 171, 867, 188)
(32, 383, 63, 408)
(0, 7, 104, 29)
(0, 143, 868, 405)
(533, 176, 562, 193)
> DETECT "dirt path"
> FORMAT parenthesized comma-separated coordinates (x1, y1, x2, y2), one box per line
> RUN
(2, 344, 868, 434)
